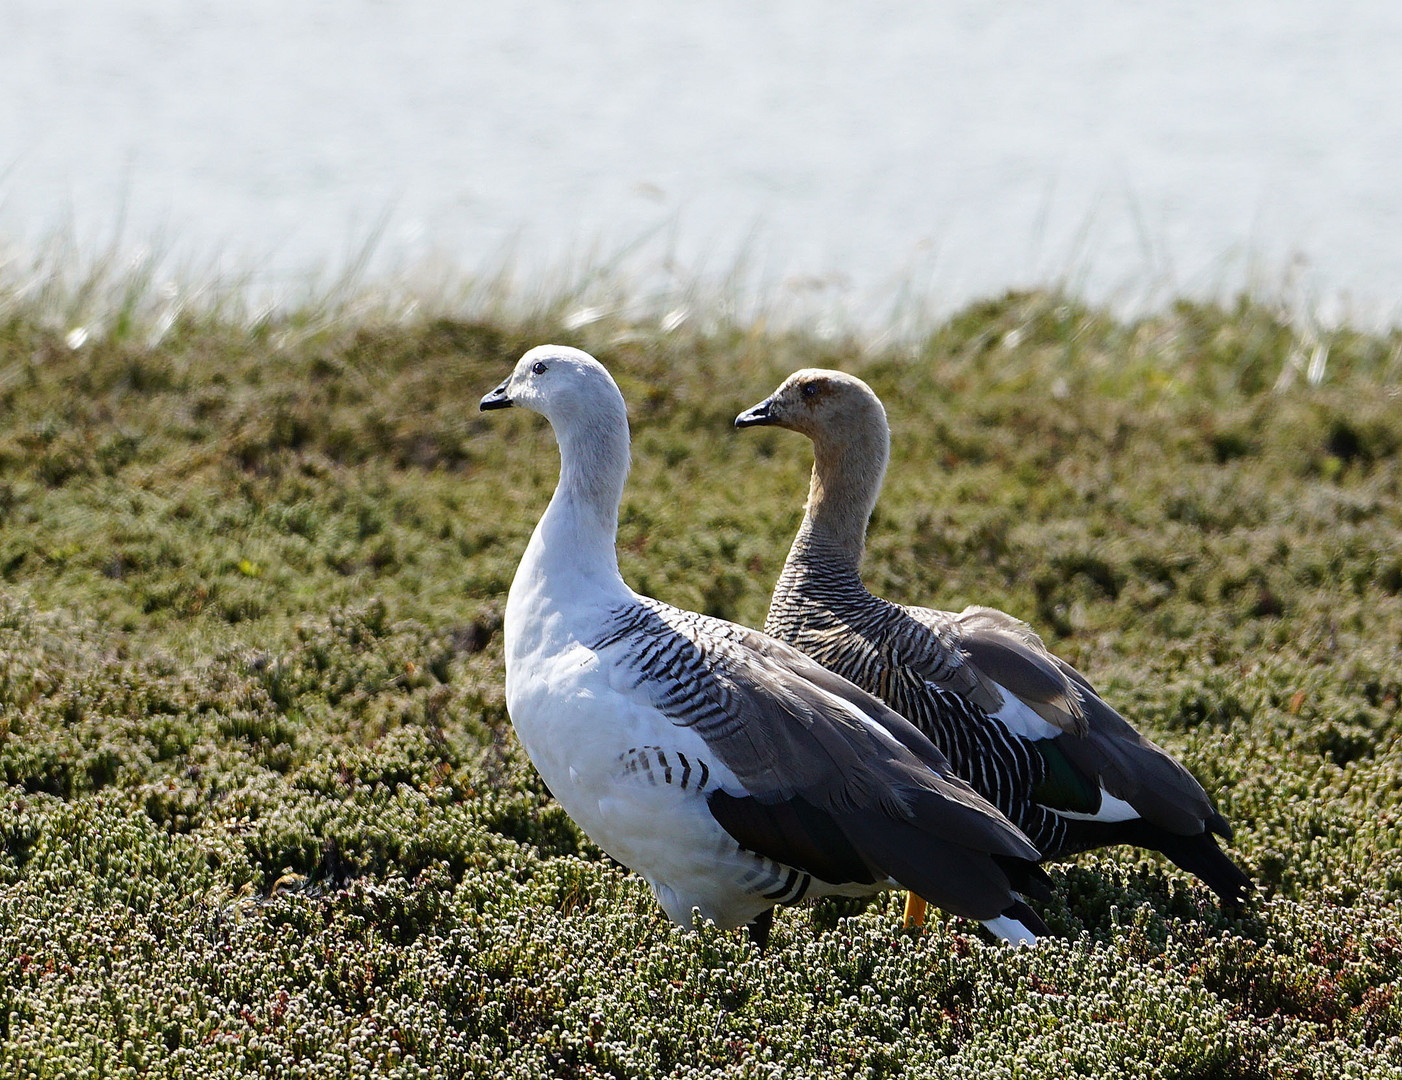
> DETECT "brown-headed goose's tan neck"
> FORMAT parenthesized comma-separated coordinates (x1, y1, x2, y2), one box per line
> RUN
(788, 415, 890, 574)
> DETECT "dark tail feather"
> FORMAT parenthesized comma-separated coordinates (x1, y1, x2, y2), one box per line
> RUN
(993, 854, 1055, 904)
(1206, 809, 1234, 842)
(1114, 820, 1253, 908)
(1002, 899, 1049, 938)
(746, 906, 776, 951)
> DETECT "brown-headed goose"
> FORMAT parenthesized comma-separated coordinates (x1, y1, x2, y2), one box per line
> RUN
(480, 346, 1051, 947)
(735, 368, 1250, 923)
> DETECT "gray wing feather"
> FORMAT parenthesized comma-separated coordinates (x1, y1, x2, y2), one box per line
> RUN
(593, 599, 1039, 863)
(1053, 661, 1217, 835)
(907, 604, 1087, 736)
(907, 603, 1216, 834)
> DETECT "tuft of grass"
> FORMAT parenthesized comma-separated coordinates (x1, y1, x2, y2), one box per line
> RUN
(1, 263, 1401, 1077)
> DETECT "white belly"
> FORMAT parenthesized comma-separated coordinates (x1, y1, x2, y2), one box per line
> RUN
(504, 639, 853, 929)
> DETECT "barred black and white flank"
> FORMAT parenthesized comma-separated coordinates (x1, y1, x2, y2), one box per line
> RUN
(736, 369, 1251, 910)
(480, 346, 1050, 948)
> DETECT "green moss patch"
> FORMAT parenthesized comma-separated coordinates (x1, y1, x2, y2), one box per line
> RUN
(2, 283, 1401, 1076)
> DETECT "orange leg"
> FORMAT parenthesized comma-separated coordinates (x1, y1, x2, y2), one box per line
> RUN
(902, 892, 928, 928)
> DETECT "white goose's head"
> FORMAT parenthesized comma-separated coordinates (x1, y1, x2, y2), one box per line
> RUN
(481, 345, 633, 523)
(480, 344, 627, 430)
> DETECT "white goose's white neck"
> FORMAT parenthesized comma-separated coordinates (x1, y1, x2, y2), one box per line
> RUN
(505, 402, 636, 669)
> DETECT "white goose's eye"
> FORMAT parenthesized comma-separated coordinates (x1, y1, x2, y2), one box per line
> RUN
(531, 361, 548, 375)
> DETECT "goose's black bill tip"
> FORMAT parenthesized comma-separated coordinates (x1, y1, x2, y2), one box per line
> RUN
(480, 381, 513, 411)
(734, 400, 774, 428)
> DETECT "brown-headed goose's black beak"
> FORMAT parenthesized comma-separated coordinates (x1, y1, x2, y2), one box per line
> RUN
(479, 379, 513, 411)
(734, 397, 777, 428)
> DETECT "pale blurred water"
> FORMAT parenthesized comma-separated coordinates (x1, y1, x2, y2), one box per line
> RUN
(3, 1, 1400, 325)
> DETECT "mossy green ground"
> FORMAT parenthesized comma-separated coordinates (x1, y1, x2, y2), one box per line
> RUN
(1, 283, 1401, 1077)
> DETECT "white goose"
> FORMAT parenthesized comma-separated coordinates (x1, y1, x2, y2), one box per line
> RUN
(480, 345, 1051, 947)
(735, 368, 1251, 925)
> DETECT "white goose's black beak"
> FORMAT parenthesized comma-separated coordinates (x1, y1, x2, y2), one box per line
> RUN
(734, 397, 776, 428)
(479, 379, 513, 411)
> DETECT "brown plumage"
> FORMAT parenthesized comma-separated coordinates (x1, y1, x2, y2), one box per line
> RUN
(736, 368, 1251, 910)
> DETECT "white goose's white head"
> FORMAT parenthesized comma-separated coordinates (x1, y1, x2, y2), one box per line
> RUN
(480, 344, 628, 430)
(481, 345, 633, 540)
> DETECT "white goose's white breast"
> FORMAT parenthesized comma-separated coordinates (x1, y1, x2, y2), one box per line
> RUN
(504, 640, 612, 788)
(506, 628, 742, 846)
